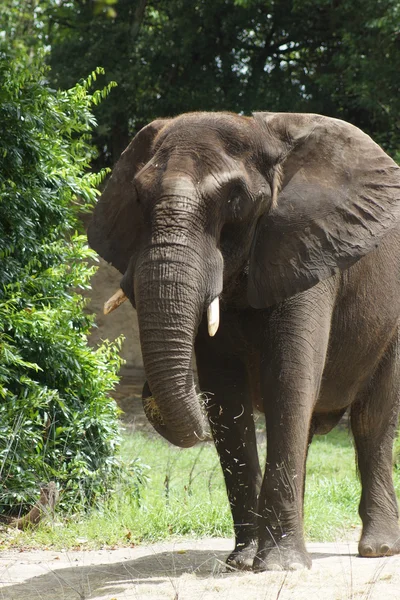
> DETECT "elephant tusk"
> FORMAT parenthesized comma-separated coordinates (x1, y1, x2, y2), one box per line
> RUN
(104, 288, 127, 315)
(207, 297, 220, 337)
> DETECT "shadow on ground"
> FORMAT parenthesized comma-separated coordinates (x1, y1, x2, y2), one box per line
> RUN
(0, 548, 226, 600)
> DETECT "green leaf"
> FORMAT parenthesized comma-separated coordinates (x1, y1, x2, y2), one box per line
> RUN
(0, 6, 124, 515)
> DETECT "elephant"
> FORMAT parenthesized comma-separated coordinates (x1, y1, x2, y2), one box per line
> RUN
(88, 111, 400, 571)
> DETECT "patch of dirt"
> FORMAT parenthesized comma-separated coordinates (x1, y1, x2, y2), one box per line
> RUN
(111, 367, 152, 433)
(1, 538, 399, 600)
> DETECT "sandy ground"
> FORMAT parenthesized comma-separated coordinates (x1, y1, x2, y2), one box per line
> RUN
(1, 538, 400, 600)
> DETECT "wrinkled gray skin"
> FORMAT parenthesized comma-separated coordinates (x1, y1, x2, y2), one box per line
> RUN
(88, 112, 400, 571)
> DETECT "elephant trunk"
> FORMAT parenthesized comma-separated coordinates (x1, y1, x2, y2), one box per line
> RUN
(135, 244, 209, 447)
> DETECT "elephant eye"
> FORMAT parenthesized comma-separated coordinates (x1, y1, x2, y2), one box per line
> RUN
(225, 181, 251, 221)
(227, 195, 241, 213)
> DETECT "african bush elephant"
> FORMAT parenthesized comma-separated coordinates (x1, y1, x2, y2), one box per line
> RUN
(88, 112, 400, 571)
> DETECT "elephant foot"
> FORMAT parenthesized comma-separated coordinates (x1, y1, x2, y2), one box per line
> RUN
(359, 523, 400, 557)
(226, 540, 257, 571)
(253, 541, 312, 572)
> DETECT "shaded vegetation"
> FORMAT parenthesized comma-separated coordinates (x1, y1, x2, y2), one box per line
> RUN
(0, 5, 137, 515)
(43, 0, 400, 166)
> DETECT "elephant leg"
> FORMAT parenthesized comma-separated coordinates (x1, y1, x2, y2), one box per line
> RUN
(254, 390, 314, 571)
(254, 293, 334, 571)
(351, 335, 400, 557)
(196, 346, 262, 570)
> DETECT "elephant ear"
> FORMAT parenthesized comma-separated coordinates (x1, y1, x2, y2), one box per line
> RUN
(87, 119, 171, 274)
(248, 112, 400, 308)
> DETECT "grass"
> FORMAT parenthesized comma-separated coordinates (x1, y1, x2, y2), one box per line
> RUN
(305, 427, 362, 540)
(1, 425, 399, 550)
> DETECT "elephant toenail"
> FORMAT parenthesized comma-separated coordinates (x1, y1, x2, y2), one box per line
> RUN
(380, 544, 390, 554)
(242, 558, 253, 569)
(289, 562, 306, 571)
(363, 545, 374, 556)
(267, 563, 284, 571)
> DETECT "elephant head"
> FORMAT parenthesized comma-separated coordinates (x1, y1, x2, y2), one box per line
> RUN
(88, 112, 400, 447)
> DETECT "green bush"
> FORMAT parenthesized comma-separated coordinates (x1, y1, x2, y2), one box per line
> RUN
(0, 13, 129, 515)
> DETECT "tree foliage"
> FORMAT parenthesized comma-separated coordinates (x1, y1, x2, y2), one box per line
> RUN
(0, 4, 125, 514)
(44, 0, 400, 166)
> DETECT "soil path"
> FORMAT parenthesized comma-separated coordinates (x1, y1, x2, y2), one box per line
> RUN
(1, 538, 400, 600)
